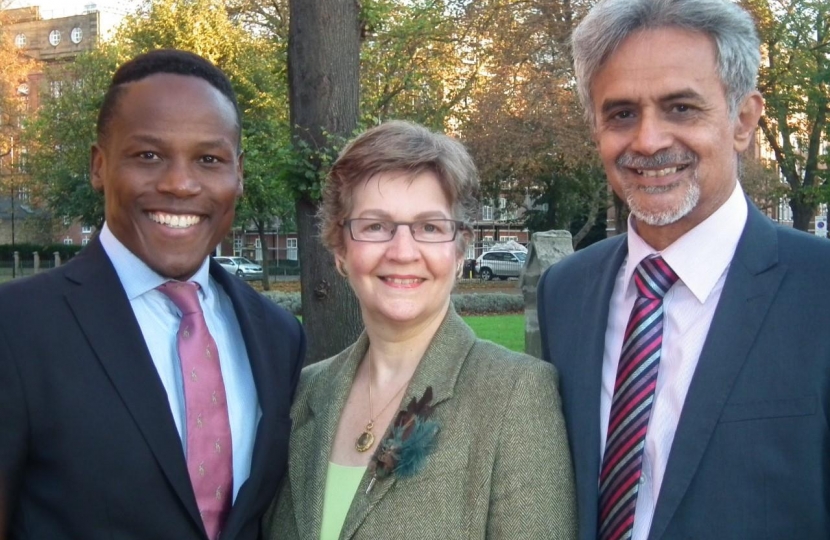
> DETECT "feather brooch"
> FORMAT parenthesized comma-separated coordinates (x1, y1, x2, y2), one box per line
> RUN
(366, 386, 439, 494)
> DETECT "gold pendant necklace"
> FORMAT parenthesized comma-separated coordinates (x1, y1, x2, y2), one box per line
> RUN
(355, 422, 376, 453)
(355, 361, 411, 453)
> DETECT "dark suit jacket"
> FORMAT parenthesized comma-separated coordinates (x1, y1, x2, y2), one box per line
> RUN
(537, 202, 830, 539)
(264, 307, 577, 540)
(0, 238, 305, 540)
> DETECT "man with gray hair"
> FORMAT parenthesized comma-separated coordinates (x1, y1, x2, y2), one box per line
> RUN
(537, 0, 830, 539)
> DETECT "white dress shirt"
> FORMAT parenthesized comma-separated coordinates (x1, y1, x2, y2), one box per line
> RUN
(99, 224, 261, 501)
(600, 184, 748, 540)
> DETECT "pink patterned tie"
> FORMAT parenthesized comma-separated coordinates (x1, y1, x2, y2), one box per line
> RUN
(158, 281, 233, 540)
(598, 255, 678, 540)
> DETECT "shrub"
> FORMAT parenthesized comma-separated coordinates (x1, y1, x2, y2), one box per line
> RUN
(260, 290, 522, 316)
(451, 293, 523, 315)
(261, 291, 302, 315)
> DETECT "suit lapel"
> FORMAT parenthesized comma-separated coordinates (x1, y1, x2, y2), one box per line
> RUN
(339, 307, 476, 540)
(62, 239, 203, 532)
(571, 237, 628, 538)
(648, 205, 785, 540)
(290, 338, 365, 540)
(210, 264, 278, 536)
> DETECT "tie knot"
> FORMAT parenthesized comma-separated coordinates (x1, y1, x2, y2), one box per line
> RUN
(633, 255, 678, 300)
(158, 281, 202, 315)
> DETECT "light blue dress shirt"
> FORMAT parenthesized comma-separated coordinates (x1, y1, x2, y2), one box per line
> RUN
(99, 224, 261, 501)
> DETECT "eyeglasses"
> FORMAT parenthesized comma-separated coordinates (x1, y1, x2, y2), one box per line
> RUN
(343, 218, 465, 243)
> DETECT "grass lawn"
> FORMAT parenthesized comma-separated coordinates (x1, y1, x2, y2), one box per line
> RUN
(462, 314, 524, 352)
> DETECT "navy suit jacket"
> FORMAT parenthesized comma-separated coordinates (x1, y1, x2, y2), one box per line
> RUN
(0, 238, 305, 540)
(538, 202, 830, 539)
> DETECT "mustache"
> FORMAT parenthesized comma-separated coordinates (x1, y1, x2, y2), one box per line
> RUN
(616, 148, 697, 169)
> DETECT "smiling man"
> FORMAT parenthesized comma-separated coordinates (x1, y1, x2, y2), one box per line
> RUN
(0, 50, 305, 540)
(537, 1, 830, 539)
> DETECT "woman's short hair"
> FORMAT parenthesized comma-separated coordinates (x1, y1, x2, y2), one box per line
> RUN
(572, 0, 760, 126)
(319, 120, 480, 255)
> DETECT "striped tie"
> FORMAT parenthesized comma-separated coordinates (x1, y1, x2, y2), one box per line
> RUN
(598, 255, 678, 540)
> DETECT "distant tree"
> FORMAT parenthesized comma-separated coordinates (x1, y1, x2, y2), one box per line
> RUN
(359, 0, 485, 128)
(740, 156, 790, 214)
(741, 0, 829, 230)
(0, 6, 39, 205)
(24, 0, 294, 254)
(521, 157, 607, 247)
(462, 0, 605, 248)
(24, 47, 118, 229)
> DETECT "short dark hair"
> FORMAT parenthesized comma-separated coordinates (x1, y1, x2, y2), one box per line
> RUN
(96, 49, 242, 146)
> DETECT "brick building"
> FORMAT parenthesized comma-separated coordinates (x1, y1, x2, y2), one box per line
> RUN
(1, 5, 100, 247)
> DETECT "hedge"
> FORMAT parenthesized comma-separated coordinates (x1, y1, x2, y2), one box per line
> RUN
(0, 243, 84, 260)
(261, 291, 523, 316)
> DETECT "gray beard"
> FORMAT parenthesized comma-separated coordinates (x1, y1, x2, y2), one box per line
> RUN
(625, 173, 700, 227)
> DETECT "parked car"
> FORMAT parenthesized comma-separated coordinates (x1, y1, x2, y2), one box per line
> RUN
(474, 250, 527, 280)
(214, 256, 263, 280)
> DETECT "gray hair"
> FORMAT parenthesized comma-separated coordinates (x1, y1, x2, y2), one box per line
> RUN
(572, 0, 761, 127)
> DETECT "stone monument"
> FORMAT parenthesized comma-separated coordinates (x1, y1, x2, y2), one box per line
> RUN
(520, 230, 574, 358)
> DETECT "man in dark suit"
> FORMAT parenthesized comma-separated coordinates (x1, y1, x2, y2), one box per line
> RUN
(0, 50, 305, 540)
(537, 1, 830, 539)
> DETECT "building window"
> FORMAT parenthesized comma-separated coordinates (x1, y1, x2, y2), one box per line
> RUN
(63, 216, 71, 226)
(14, 34, 26, 48)
(254, 237, 262, 262)
(17, 187, 30, 201)
(287, 238, 298, 261)
(16, 147, 27, 172)
(17, 83, 29, 96)
(499, 197, 507, 209)
(778, 199, 793, 223)
(233, 236, 243, 256)
(502, 235, 518, 242)
(81, 225, 93, 234)
(63, 237, 74, 245)
(482, 205, 493, 221)
(49, 30, 61, 47)
(71, 27, 83, 44)
(81, 237, 90, 246)
(50, 80, 63, 98)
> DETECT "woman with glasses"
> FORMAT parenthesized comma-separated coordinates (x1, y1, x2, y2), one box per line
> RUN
(264, 120, 576, 540)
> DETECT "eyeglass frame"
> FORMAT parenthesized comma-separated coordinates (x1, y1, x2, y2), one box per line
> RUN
(341, 218, 469, 243)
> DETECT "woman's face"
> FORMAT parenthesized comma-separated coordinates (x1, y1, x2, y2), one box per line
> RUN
(339, 170, 463, 330)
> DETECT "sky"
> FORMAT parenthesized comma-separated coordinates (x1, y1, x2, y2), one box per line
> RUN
(6, 0, 140, 36)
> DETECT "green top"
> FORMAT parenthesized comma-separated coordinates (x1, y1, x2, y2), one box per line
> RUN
(319, 461, 366, 540)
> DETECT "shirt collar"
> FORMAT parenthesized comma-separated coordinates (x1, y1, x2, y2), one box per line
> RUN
(99, 223, 212, 301)
(624, 182, 748, 304)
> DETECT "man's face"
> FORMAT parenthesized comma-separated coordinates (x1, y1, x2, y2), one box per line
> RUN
(590, 28, 761, 248)
(91, 73, 243, 280)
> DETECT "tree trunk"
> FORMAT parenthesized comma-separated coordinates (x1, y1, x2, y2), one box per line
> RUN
(613, 191, 628, 235)
(289, 0, 362, 364)
(790, 193, 815, 232)
(295, 196, 361, 364)
(572, 195, 599, 248)
(256, 221, 271, 291)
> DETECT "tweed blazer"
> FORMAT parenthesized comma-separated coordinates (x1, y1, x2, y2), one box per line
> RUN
(264, 307, 577, 540)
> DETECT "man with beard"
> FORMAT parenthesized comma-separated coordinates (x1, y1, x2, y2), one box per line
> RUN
(537, 1, 830, 539)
